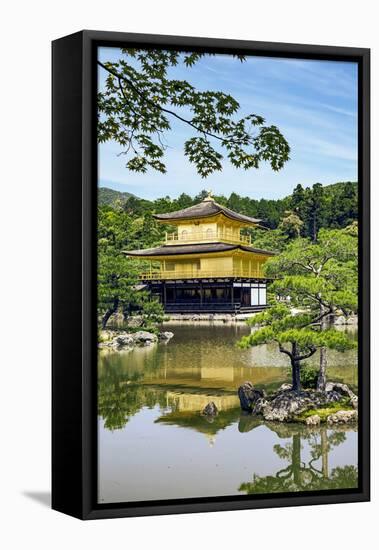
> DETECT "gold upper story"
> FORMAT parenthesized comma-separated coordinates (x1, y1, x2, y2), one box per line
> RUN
(154, 193, 260, 246)
(125, 193, 274, 280)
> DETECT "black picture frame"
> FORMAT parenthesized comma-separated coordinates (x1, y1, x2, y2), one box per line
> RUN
(52, 30, 370, 520)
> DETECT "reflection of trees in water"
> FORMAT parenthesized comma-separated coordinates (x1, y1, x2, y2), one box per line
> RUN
(99, 352, 358, 493)
(239, 424, 358, 494)
(98, 382, 167, 430)
(98, 352, 241, 431)
(98, 357, 167, 430)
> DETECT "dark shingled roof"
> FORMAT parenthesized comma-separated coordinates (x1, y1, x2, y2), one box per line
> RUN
(124, 242, 275, 257)
(153, 197, 261, 225)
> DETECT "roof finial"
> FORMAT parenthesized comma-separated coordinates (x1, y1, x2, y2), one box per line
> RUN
(203, 189, 214, 202)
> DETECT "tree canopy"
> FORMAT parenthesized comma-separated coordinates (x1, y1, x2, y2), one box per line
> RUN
(239, 226, 358, 391)
(98, 49, 290, 177)
(97, 205, 164, 329)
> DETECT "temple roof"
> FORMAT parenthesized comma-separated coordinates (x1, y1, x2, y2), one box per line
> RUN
(153, 196, 261, 225)
(124, 242, 275, 257)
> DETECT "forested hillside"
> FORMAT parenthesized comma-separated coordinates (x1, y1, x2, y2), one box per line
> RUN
(98, 187, 136, 206)
(98, 181, 357, 235)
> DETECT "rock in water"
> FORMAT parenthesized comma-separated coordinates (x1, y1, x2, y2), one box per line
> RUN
(202, 402, 218, 416)
(327, 410, 358, 424)
(260, 389, 342, 422)
(262, 391, 311, 422)
(305, 414, 321, 426)
(114, 334, 134, 348)
(132, 331, 158, 345)
(158, 331, 174, 341)
(237, 381, 358, 422)
(238, 382, 267, 413)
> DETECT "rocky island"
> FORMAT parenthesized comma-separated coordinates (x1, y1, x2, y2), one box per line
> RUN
(237, 381, 358, 425)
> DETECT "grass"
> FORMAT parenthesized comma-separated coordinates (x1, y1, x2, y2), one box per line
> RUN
(296, 398, 354, 423)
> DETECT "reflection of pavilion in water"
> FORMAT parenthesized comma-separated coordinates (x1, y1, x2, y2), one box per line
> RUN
(99, 323, 358, 394)
(141, 342, 290, 390)
(163, 390, 241, 447)
(166, 390, 239, 412)
(98, 330, 358, 446)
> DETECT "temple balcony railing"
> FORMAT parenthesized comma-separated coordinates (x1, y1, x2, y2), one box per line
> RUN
(164, 230, 252, 246)
(139, 268, 265, 280)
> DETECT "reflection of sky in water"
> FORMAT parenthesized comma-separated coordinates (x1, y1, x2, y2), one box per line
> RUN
(98, 407, 358, 503)
(98, 323, 358, 503)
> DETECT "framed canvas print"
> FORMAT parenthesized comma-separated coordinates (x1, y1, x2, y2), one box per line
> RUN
(52, 30, 370, 520)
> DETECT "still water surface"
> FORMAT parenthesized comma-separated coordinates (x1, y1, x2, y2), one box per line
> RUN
(98, 323, 358, 503)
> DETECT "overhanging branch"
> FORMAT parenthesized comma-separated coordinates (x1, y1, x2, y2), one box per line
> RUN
(98, 60, 252, 146)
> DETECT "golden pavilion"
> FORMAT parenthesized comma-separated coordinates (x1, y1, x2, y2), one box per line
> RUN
(125, 192, 275, 313)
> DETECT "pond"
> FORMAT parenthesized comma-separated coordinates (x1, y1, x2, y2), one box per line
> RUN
(98, 323, 358, 503)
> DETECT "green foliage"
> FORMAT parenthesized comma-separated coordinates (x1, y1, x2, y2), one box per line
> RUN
(98, 202, 165, 328)
(98, 49, 290, 177)
(290, 182, 358, 239)
(97, 183, 358, 336)
(299, 364, 319, 389)
(98, 182, 358, 237)
(98, 187, 135, 206)
(285, 364, 319, 389)
(138, 298, 166, 331)
(278, 210, 304, 239)
(264, 228, 358, 315)
(241, 323, 356, 355)
(296, 399, 353, 422)
(240, 226, 358, 391)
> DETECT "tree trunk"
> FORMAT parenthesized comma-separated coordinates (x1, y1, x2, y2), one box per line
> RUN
(122, 303, 131, 322)
(291, 343, 301, 393)
(317, 307, 328, 391)
(317, 347, 327, 391)
(312, 213, 317, 243)
(101, 298, 119, 329)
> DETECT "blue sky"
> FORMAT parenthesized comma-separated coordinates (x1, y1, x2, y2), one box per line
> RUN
(98, 47, 358, 200)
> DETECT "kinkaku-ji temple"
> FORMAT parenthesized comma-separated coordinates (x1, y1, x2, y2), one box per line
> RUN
(124, 192, 275, 314)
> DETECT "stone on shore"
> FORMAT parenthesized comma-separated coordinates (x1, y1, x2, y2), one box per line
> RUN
(99, 329, 160, 349)
(261, 389, 344, 422)
(114, 334, 135, 348)
(305, 414, 321, 426)
(238, 382, 267, 413)
(325, 382, 358, 409)
(132, 330, 158, 345)
(158, 331, 174, 341)
(237, 381, 357, 423)
(327, 410, 358, 424)
(278, 383, 292, 392)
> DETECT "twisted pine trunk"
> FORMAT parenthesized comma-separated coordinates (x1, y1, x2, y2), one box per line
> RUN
(291, 343, 301, 393)
(101, 298, 119, 329)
